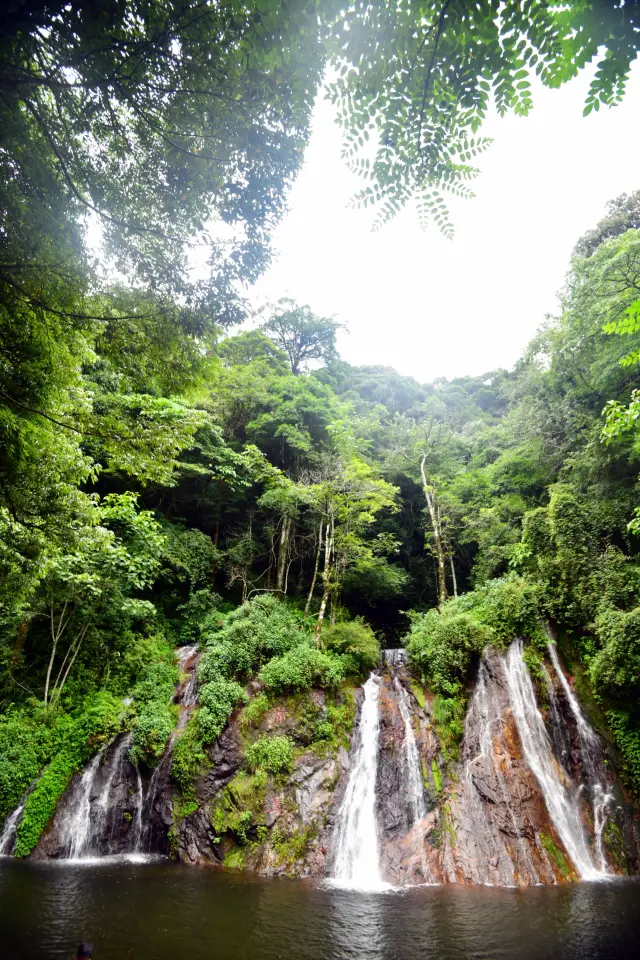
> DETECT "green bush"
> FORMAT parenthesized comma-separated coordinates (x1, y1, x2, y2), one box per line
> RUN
(606, 709, 640, 789)
(470, 575, 543, 647)
(197, 677, 246, 745)
(406, 603, 491, 696)
(245, 735, 294, 776)
(129, 646, 180, 765)
(320, 620, 380, 677)
(0, 711, 52, 823)
(431, 695, 466, 760)
(170, 717, 208, 793)
(199, 595, 307, 682)
(132, 660, 178, 706)
(591, 605, 640, 698)
(259, 643, 346, 694)
(239, 694, 270, 731)
(130, 700, 176, 766)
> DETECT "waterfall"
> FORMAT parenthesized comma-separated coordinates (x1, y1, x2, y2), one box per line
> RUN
(0, 804, 24, 857)
(132, 764, 145, 852)
(504, 640, 602, 880)
(61, 745, 108, 859)
(393, 678, 426, 825)
(462, 657, 540, 885)
(141, 644, 200, 850)
(331, 673, 387, 890)
(59, 733, 144, 860)
(383, 648, 407, 669)
(547, 641, 613, 872)
(542, 664, 571, 771)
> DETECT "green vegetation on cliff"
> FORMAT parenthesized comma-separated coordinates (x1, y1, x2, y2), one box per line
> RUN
(3, 2, 640, 848)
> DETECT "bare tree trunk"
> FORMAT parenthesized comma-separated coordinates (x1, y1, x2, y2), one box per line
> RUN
(44, 598, 69, 707)
(315, 517, 334, 640)
(316, 583, 331, 639)
(305, 519, 323, 614)
(52, 622, 89, 704)
(420, 455, 448, 608)
(449, 554, 458, 599)
(276, 515, 292, 596)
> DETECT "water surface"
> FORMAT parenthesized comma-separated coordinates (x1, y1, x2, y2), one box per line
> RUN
(1, 859, 639, 960)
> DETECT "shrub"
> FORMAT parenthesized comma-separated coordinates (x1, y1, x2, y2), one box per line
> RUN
(259, 643, 346, 694)
(245, 735, 294, 776)
(406, 603, 491, 696)
(606, 709, 640, 790)
(0, 712, 51, 823)
(197, 677, 246, 745)
(431, 695, 466, 760)
(320, 620, 380, 677)
(199, 595, 308, 682)
(591, 605, 640, 698)
(132, 660, 178, 706)
(130, 701, 176, 766)
(171, 717, 208, 793)
(239, 694, 270, 731)
(129, 646, 180, 765)
(470, 575, 543, 647)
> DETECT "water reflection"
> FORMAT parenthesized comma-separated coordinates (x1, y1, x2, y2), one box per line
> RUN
(0, 860, 639, 960)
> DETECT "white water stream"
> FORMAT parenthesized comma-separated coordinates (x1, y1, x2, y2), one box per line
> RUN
(61, 745, 108, 859)
(504, 641, 604, 880)
(331, 673, 388, 890)
(393, 678, 426, 825)
(546, 641, 613, 872)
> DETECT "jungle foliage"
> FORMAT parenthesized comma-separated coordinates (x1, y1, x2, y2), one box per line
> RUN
(3, 2, 640, 843)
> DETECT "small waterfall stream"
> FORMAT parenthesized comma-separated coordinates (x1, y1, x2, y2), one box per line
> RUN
(393, 678, 426, 825)
(504, 640, 603, 880)
(59, 734, 143, 860)
(141, 644, 200, 850)
(546, 641, 613, 871)
(542, 664, 571, 771)
(331, 673, 387, 890)
(0, 776, 39, 857)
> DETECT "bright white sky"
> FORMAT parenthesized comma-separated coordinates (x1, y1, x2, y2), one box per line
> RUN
(249, 61, 640, 384)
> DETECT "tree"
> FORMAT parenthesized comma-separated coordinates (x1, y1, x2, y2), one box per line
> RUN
(573, 191, 640, 259)
(261, 300, 344, 375)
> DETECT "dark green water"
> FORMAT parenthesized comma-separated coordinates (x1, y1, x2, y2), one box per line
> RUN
(1, 857, 639, 960)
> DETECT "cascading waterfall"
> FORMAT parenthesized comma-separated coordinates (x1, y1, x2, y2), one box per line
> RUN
(462, 658, 540, 885)
(393, 677, 433, 884)
(132, 764, 145, 852)
(0, 804, 25, 856)
(504, 640, 603, 880)
(393, 678, 426, 825)
(59, 733, 144, 860)
(331, 672, 387, 890)
(61, 745, 108, 859)
(546, 641, 613, 872)
(542, 664, 571, 771)
(141, 644, 200, 850)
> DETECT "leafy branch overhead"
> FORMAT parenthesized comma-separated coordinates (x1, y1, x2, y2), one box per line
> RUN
(323, 0, 640, 234)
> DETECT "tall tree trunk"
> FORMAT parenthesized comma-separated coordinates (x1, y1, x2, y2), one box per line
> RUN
(44, 598, 69, 707)
(315, 517, 334, 640)
(305, 519, 323, 614)
(449, 554, 458, 599)
(276, 515, 292, 596)
(420, 455, 448, 608)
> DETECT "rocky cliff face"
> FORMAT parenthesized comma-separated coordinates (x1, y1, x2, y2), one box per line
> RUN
(375, 646, 640, 886)
(175, 687, 358, 876)
(26, 640, 640, 886)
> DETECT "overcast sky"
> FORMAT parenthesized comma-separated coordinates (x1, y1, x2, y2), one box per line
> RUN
(249, 62, 640, 384)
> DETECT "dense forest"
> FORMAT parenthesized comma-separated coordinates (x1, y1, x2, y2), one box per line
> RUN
(2, 0, 640, 862)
